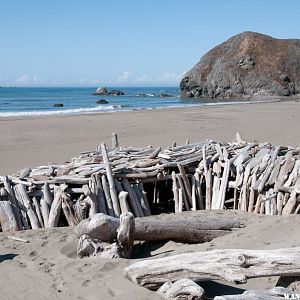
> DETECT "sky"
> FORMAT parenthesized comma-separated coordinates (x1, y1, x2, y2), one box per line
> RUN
(1, 0, 300, 87)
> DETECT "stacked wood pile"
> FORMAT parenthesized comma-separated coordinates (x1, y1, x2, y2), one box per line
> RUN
(0, 133, 300, 232)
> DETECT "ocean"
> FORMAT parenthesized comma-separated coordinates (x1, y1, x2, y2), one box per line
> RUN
(0, 87, 254, 117)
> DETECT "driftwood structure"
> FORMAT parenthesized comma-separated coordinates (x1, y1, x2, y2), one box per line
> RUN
(1, 133, 300, 232)
(125, 247, 300, 290)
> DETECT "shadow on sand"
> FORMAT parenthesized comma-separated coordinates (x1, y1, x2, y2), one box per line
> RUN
(0, 253, 18, 263)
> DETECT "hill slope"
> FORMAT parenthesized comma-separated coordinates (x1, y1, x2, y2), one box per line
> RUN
(180, 32, 300, 99)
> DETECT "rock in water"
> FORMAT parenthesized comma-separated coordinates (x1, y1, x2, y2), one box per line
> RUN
(93, 86, 108, 95)
(108, 89, 124, 96)
(180, 31, 300, 100)
(96, 99, 109, 104)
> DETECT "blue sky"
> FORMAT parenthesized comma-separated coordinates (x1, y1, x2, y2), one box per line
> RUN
(1, 0, 300, 87)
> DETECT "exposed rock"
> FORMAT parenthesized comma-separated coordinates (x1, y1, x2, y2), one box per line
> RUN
(180, 31, 300, 100)
(108, 89, 124, 96)
(92, 86, 108, 96)
(96, 99, 109, 104)
(53, 103, 63, 107)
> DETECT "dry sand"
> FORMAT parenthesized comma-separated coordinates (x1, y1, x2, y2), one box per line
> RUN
(1, 100, 300, 299)
(1, 99, 300, 175)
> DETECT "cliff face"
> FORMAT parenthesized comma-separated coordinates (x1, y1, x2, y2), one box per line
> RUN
(180, 32, 300, 99)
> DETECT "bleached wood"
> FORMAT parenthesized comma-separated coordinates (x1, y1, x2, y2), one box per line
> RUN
(172, 171, 179, 213)
(101, 175, 115, 217)
(117, 212, 135, 258)
(176, 174, 190, 211)
(94, 174, 108, 215)
(195, 172, 204, 210)
(14, 184, 40, 229)
(118, 191, 131, 214)
(202, 145, 213, 210)
(48, 186, 64, 228)
(125, 247, 300, 290)
(75, 211, 244, 243)
(148, 147, 161, 159)
(284, 160, 300, 187)
(101, 143, 121, 216)
(276, 192, 284, 215)
(0, 200, 19, 232)
(111, 132, 119, 149)
(215, 153, 230, 210)
(266, 157, 283, 187)
(282, 190, 297, 215)
(178, 188, 183, 213)
(40, 183, 52, 228)
(7, 235, 29, 243)
(211, 176, 221, 210)
(32, 196, 43, 227)
(157, 279, 205, 300)
(133, 184, 150, 216)
(248, 172, 257, 213)
(275, 152, 295, 189)
(122, 179, 143, 217)
(177, 163, 192, 204)
(1, 176, 22, 230)
(138, 182, 151, 214)
(61, 194, 78, 226)
(191, 175, 197, 211)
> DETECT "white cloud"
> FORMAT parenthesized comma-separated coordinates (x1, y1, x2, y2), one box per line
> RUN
(16, 74, 31, 84)
(78, 76, 102, 84)
(134, 71, 186, 84)
(136, 74, 152, 82)
(117, 71, 132, 82)
(158, 71, 186, 82)
(16, 74, 44, 85)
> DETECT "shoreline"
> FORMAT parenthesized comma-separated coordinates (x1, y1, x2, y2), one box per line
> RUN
(0, 95, 294, 120)
(1, 98, 300, 175)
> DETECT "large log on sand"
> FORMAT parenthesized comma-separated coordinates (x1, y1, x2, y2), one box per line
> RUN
(75, 210, 244, 243)
(125, 247, 300, 290)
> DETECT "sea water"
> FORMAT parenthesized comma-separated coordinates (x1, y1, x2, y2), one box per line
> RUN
(0, 86, 256, 117)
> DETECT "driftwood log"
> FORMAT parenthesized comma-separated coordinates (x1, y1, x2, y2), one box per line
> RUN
(75, 211, 244, 243)
(125, 247, 300, 290)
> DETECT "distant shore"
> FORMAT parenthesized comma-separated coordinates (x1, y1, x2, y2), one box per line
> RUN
(1, 97, 300, 175)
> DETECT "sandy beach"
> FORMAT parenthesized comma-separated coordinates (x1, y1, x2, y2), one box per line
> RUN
(1, 99, 300, 175)
(1, 100, 300, 299)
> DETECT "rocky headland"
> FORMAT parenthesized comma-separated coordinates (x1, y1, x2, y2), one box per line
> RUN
(180, 31, 300, 100)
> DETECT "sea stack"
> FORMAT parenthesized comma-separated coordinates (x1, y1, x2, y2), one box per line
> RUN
(180, 31, 300, 99)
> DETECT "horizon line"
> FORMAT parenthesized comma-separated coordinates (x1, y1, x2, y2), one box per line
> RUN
(0, 85, 179, 88)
